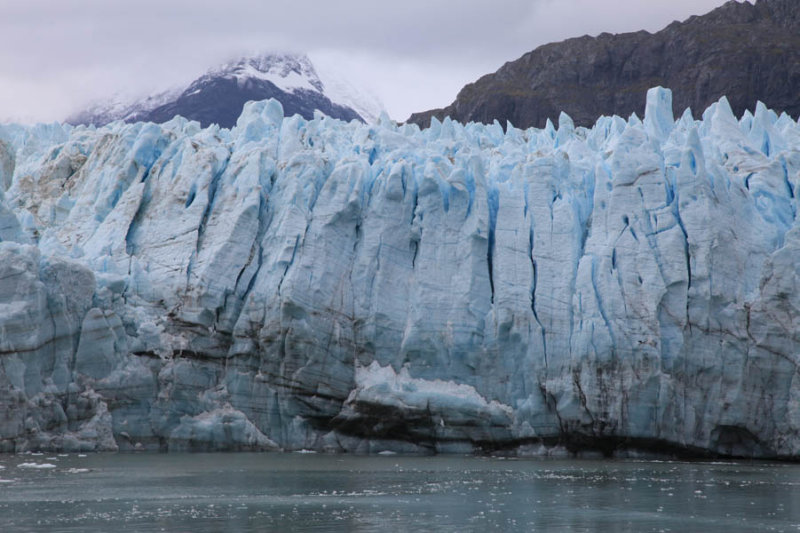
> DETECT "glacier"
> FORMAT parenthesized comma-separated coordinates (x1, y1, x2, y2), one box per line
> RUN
(1, 87, 800, 458)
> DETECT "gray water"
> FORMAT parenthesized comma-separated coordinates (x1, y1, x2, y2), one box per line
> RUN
(0, 453, 798, 532)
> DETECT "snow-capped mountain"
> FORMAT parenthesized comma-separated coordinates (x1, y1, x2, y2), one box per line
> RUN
(68, 53, 384, 127)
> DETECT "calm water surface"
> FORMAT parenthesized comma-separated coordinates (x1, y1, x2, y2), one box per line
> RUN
(0, 452, 798, 532)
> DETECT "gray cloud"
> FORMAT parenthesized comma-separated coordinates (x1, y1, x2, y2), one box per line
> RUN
(0, 0, 732, 122)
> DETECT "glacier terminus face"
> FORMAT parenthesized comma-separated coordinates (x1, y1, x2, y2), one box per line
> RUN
(1, 87, 799, 458)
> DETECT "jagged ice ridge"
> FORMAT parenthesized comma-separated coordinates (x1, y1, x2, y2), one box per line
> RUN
(1, 88, 799, 457)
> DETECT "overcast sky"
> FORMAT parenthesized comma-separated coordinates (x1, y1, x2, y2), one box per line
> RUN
(0, 0, 733, 123)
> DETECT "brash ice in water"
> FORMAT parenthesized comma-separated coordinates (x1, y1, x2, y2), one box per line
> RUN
(0, 454, 799, 532)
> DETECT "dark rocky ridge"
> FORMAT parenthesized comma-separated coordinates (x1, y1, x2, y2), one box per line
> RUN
(408, 0, 800, 129)
(132, 78, 362, 129)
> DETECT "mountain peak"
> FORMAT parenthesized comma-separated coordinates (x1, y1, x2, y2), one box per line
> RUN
(201, 53, 324, 94)
(68, 52, 383, 128)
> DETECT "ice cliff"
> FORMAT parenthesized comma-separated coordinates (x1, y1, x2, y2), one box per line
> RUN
(1, 88, 800, 458)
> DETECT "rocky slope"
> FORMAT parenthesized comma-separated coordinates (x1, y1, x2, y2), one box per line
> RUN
(1, 88, 800, 458)
(69, 53, 383, 128)
(408, 0, 800, 129)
